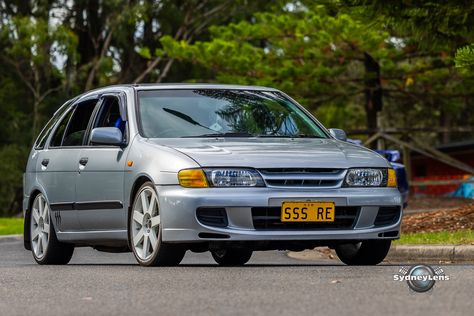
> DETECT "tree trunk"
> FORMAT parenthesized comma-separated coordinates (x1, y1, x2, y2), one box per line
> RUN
(32, 98, 39, 144)
(73, 0, 104, 79)
(363, 52, 383, 144)
(439, 108, 451, 144)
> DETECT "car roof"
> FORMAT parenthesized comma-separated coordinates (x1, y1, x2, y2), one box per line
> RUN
(132, 83, 279, 91)
(64, 83, 280, 109)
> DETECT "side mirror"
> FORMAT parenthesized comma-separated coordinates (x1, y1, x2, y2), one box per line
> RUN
(329, 128, 347, 142)
(90, 127, 123, 146)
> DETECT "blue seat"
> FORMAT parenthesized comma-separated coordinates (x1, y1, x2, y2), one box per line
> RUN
(114, 117, 126, 133)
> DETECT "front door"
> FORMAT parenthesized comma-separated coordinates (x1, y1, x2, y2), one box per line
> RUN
(75, 95, 128, 231)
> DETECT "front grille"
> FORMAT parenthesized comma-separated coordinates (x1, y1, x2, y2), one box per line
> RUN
(258, 168, 345, 188)
(251, 206, 359, 230)
(196, 208, 228, 227)
(374, 206, 401, 227)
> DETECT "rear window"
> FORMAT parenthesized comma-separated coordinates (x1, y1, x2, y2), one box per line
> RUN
(34, 101, 72, 149)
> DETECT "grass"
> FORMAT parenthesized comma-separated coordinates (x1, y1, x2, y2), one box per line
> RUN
(396, 230, 474, 245)
(0, 217, 24, 235)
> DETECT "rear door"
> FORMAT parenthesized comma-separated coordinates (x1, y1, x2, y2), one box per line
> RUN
(38, 98, 99, 232)
(75, 94, 129, 231)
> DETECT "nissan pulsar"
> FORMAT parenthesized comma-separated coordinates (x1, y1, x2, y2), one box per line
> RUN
(23, 84, 402, 266)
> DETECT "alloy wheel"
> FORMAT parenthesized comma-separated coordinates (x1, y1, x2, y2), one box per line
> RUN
(30, 194, 50, 259)
(131, 187, 161, 261)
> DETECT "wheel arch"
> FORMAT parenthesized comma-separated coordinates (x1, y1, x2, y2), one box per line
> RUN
(129, 175, 154, 210)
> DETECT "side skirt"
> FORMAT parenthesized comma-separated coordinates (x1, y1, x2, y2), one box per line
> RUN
(56, 229, 128, 245)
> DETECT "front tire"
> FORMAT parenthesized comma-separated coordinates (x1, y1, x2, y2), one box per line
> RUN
(211, 248, 253, 266)
(30, 193, 74, 265)
(129, 182, 185, 266)
(335, 240, 391, 266)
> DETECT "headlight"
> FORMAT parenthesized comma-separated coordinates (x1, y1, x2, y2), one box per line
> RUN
(344, 168, 396, 187)
(204, 168, 265, 187)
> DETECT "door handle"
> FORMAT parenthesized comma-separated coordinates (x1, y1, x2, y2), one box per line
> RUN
(41, 159, 49, 167)
(79, 157, 89, 166)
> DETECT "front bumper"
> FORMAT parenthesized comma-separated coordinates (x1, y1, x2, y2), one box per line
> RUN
(157, 186, 403, 243)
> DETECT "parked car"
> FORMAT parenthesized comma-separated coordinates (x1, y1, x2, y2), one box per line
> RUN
(24, 84, 402, 266)
(374, 150, 409, 207)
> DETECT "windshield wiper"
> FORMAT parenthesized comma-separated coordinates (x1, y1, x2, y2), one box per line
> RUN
(255, 134, 324, 138)
(182, 132, 325, 138)
(163, 108, 215, 131)
(182, 132, 255, 138)
(291, 134, 325, 138)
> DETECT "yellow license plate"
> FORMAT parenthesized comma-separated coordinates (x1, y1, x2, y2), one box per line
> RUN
(281, 201, 335, 222)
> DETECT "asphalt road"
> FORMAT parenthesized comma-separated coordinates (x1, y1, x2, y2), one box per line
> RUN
(0, 238, 472, 316)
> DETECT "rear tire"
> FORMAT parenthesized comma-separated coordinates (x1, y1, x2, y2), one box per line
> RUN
(335, 240, 391, 266)
(129, 182, 186, 266)
(30, 193, 74, 265)
(211, 248, 253, 266)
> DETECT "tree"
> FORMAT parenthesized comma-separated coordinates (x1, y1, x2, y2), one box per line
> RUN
(0, 16, 77, 141)
(161, 2, 474, 142)
(160, 3, 398, 130)
(0, 0, 276, 215)
(131, 0, 277, 83)
(342, 0, 474, 48)
(342, 0, 474, 142)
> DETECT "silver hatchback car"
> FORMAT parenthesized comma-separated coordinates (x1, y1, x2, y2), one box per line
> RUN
(24, 84, 402, 266)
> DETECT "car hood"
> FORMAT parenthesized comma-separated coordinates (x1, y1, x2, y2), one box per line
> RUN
(146, 138, 389, 169)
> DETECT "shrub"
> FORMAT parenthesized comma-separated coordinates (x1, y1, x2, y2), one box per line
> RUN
(0, 144, 28, 216)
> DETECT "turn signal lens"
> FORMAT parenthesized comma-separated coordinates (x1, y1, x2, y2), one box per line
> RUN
(178, 169, 209, 188)
(387, 169, 397, 187)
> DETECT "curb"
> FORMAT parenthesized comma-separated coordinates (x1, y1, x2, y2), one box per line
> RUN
(288, 245, 474, 263)
(0, 235, 22, 244)
(386, 244, 474, 263)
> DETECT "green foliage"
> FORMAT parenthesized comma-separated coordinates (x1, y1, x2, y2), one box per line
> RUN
(1, 16, 77, 80)
(343, 0, 474, 139)
(0, 145, 28, 216)
(138, 47, 152, 60)
(162, 2, 474, 140)
(161, 5, 405, 130)
(315, 103, 365, 130)
(162, 4, 393, 130)
(455, 44, 474, 68)
(343, 0, 474, 48)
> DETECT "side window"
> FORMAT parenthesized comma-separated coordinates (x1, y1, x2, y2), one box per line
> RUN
(62, 100, 98, 146)
(34, 101, 71, 149)
(90, 96, 126, 145)
(50, 109, 74, 147)
(95, 97, 122, 129)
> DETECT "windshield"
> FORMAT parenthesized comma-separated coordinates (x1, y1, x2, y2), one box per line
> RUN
(137, 89, 328, 138)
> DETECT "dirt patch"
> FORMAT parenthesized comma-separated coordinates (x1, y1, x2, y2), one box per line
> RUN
(403, 203, 474, 233)
(405, 196, 474, 214)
